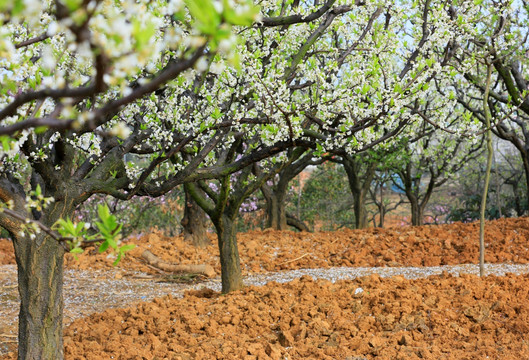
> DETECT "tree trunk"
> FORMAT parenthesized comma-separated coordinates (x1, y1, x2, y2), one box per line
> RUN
(213, 215, 243, 293)
(265, 189, 288, 230)
(378, 207, 385, 227)
(181, 187, 210, 247)
(378, 181, 385, 228)
(508, 182, 522, 216)
(409, 197, 423, 226)
(352, 194, 368, 229)
(13, 230, 65, 360)
(343, 157, 376, 230)
(0, 176, 74, 359)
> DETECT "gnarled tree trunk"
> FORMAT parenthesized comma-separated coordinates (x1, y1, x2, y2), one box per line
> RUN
(343, 156, 377, 229)
(213, 214, 243, 293)
(181, 187, 210, 247)
(261, 151, 315, 231)
(263, 184, 288, 231)
(14, 230, 65, 360)
(408, 196, 422, 226)
(10, 198, 74, 360)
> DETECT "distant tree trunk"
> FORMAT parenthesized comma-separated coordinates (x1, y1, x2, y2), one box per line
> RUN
(378, 206, 385, 227)
(185, 181, 243, 293)
(343, 156, 377, 229)
(378, 183, 385, 227)
(261, 152, 315, 231)
(408, 195, 422, 226)
(399, 163, 439, 227)
(262, 184, 288, 230)
(182, 185, 210, 247)
(212, 213, 243, 293)
(523, 155, 529, 213)
(506, 180, 523, 216)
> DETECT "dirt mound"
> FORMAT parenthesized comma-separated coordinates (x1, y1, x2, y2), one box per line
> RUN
(61, 273, 529, 360)
(2, 217, 529, 273)
(58, 217, 529, 275)
(3, 218, 529, 359)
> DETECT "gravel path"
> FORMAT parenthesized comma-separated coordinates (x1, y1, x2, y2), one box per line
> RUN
(2, 263, 529, 353)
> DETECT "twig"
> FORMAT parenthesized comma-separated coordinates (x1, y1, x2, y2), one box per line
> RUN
(1, 208, 106, 245)
(0, 334, 17, 338)
(278, 253, 310, 265)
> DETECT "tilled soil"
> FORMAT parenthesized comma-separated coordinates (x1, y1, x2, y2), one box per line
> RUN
(1, 217, 529, 359)
(1, 217, 529, 272)
(68, 216, 529, 273)
(62, 273, 529, 360)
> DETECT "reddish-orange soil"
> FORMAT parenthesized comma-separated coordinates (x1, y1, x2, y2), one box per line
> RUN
(1, 217, 529, 272)
(62, 273, 529, 360)
(67, 216, 529, 273)
(2, 217, 529, 359)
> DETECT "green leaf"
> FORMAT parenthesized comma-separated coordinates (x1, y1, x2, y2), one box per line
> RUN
(34, 126, 48, 134)
(119, 244, 136, 252)
(0, 136, 12, 151)
(98, 241, 109, 253)
(70, 248, 84, 254)
(63, 0, 83, 12)
(132, 18, 157, 50)
(112, 251, 123, 266)
(0, 0, 24, 14)
(185, 0, 220, 35)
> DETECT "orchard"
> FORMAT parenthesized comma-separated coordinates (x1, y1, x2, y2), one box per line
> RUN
(1, 0, 529, 359)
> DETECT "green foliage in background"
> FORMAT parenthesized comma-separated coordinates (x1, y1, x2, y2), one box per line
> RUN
(299, 163, 354, 231)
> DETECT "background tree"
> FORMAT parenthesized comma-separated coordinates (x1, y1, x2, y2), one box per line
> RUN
(181, 186, 211, 247)
(260, 150, 318, 231)
(391, 105, 483, 226)
(448, 2, 529, 210)
(448, 141, 526, 222)
(367, 168, 405, 228)
(187, 141, 308, 292)
(338, 152, 378, 229)
(299, 161, 355, 230)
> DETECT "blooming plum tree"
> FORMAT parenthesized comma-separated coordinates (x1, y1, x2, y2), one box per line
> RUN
(0, 0, 260, 358)
(447, 2, 529, 211)
(0, 0, 489, 358)
(390, 106, 483, 226)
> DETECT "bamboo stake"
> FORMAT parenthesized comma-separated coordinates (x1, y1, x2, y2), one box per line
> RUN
(479, 62, 493, 277)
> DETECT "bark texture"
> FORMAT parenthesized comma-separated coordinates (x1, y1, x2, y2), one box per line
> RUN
(10, 198, 75, 360)
(181, 188, 210, 247)
(14, 231, 65, 360)
(342, 155, 377, 229)
(213, 215, 243, 293)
